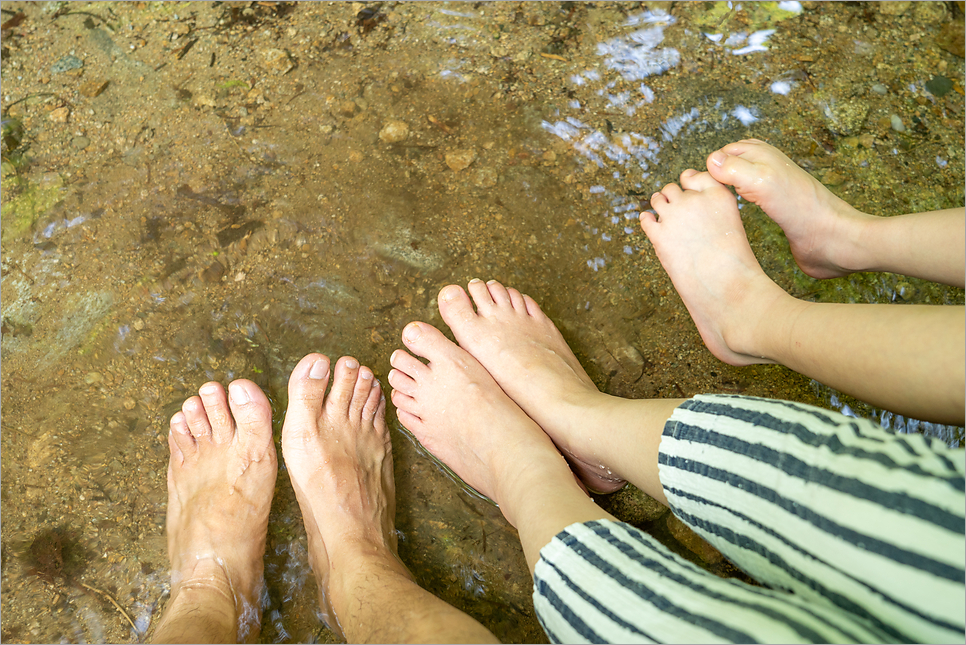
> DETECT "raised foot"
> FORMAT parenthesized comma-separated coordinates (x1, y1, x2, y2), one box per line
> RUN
(706, 138, 873, 279)
(642, 169, 789, 366)
(388, 320, 570, 521)
(435, 279, 626, 494)
(280, 353, 393, 639)
(161, 378, 277, 641)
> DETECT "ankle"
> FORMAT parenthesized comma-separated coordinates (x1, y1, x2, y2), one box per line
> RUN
(721, 276, 795, 360)
(495, 452, 578, 528)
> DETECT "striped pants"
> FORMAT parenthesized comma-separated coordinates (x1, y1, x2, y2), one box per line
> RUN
(533, 394, 966, 643)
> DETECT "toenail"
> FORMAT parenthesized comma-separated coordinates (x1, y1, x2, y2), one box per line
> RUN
(344, 357, 359, 370)
(404, 323, 422, 341)
(710, 150, 726, 167)
(199, 383, 218, 395)
(360, 369, 373, 380)
(309, 359, 328, 380)
(172, 411, 186, 426)
(469, 278, 482, 284)
(439, 285, 458, 301)
(229, 382, 251, 405)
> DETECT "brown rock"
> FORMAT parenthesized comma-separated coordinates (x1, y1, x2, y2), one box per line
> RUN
(201, 260, 225, 283)
(936, 21, 965, 58)
(48, 107, 70, 123)
(445, 149, 477, 172)
(666, 514, 724, 564)
(79, 79, 109, 98)
(379, 120, 410, 143)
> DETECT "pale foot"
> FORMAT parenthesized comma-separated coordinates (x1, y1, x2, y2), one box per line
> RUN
(388, 321, 572, 522)
(641, 169, 791, 366)
(160, 379, 277, 642)
(435, 279, 626, 494)
(280, 354, 392, 639)
(706, 138, 875, 279)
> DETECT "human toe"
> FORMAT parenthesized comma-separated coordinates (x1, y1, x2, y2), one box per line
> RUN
(198, 382, 235, 444)
(347, 367, 376, 420)
(169, 411, 196, 460)
(680, 169, 726, 192)
(227, 380, 273, 450)
(362, 378, 384, 421)
(326, 356, 361, 412)
(485, 279, 512, 305)
(182, 395, 213, 440)
(466, 278, 496, 310)
(437, 284, 478, 326)
(506, 286, 527, 311)
(401, 321, 455, 363)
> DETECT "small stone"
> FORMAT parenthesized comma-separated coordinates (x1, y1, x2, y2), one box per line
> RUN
(201, 260, 225, 282)
(70, 136, 90, 151)
(49, 107, 70, 123)
(234, 271, 246, 282)
(878, 1, 910, 16)
(858, 133, 875, 148)
(822, 98, 869, 136)
(871, 83, 888, 95)
(123, 398, 137, 411)
(85, 372, 103, 385)
(348, 150, 364, 163)
(936, 21, 965, 58)
(79, 79, 109, 98)
(473, 168, 498, 188)
(133, 318, 145, 331)
(890, 114, 906, 132)
(913, 1, 946, 23)
(261, 48, 294, 74)
(445, 149, 477, 172)
(822, 169, 846, 186)
(925, 75, 953, 98)
(895, 281, 917, 300)
(379, 120, 410, 143)
(51, 54, 84, 74)
(337, 100, 358, 117)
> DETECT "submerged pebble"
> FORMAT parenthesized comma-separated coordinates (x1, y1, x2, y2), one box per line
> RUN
(890, 114, 905, 132)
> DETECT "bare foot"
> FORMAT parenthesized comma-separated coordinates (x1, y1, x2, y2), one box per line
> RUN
(162, 379, 277, 641)
(434, 279, 626, 494)
(706, 138, 875, 279)
(641, 169, 790, 366)
(280, 354, 392, 639)
(388, 321, 571, 522)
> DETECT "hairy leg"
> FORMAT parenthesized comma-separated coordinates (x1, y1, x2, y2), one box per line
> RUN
(152, 380, 276, 644)
(282, 354, 495, 643)
(707, 138, 965, 287)
(643, 169, 965, 425)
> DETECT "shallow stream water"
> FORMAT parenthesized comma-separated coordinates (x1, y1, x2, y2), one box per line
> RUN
(2, 2, 964, 642)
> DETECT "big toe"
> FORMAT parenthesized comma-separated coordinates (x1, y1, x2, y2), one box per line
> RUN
(227, 380, 274, 456)
(437, 284, 478, 328)
(283, 353, 331, 440)
(402, 320, 461, 365)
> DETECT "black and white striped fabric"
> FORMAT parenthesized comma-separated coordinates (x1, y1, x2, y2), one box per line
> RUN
(533, 394, 965, 643)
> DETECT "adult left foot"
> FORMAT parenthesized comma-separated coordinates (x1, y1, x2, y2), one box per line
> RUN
(641, 169, 792, 366)
(281, 354, 394, 639)
(161, 379, 277, 641)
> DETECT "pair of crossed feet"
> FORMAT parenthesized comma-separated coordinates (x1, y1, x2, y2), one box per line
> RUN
(162, 139, 866, 637)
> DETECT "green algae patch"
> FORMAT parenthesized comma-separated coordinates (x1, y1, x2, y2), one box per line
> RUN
(1, 174, 65, 243)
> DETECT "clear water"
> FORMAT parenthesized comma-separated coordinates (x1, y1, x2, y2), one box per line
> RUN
(2, 2, 963, 642)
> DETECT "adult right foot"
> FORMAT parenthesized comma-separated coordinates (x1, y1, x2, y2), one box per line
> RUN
(280, 354, 395, 640)
(435, 279, 627, 494)
(706, 138, 875, 279)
